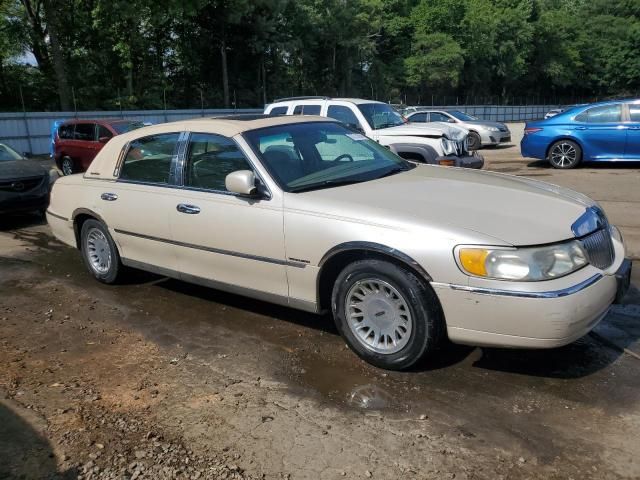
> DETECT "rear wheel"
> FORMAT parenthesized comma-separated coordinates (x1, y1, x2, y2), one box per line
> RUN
(548, 140, 581, 169)
(331, 259, 444, 370)
(80, 219, 123, 284)
(61, 156, 75, 176)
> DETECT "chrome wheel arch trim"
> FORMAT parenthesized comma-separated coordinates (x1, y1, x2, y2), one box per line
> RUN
(318, 241, 433, 282)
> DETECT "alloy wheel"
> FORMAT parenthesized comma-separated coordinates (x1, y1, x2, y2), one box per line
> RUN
(550, 142, 578, 168)
(62, 158, 74, 176)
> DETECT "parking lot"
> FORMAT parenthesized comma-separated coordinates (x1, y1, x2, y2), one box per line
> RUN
(1, 134, 639, 479)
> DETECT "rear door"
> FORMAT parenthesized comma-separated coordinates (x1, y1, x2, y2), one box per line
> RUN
(624, 103, 640, 160)
(73, 122, 101, 170)
(572, 104, 626, 160)
(99, 131, 183, 271)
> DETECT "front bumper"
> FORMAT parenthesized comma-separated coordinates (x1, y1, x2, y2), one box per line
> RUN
(436, 152, 484, 169)
(479, 130, 511, 145)
(0, 191, 49, 214)
(432, 259, 631, 349)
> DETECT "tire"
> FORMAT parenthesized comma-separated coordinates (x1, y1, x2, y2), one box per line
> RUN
(60, 156, 75, 176)
(331, 259, 444, 370)
(467, 132, 481, 151)
(80, 219, 123, 284)
(548, 140, 582, 169)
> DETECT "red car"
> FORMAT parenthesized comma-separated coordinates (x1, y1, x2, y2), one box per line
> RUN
(54, 119, 144, 175)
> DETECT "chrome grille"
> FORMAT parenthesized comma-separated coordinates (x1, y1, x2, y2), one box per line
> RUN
(580, 228, 614, 270)
(0, 176, 45, 193)
(455, 138, 468, 156)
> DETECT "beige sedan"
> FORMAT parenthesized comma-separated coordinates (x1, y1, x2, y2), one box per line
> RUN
(46, 115, 631, 370)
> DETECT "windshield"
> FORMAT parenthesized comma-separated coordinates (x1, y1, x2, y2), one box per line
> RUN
(357, 103, 405, 130)
(0, 144, 23, 162)
(449, 111, 478, 121)
(243, 122, 414, 193)
(111, 121, 145, 134)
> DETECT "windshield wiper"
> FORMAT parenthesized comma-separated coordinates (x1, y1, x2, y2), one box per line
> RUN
(375, 122, 402, 129)
(374, 165, 412, 179)
(288, 178, 364, 193)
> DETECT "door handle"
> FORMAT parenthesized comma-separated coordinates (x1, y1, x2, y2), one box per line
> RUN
(176, 203, 201, 214)
(574, 126, 588, 130)
(100, 192, 118, 201)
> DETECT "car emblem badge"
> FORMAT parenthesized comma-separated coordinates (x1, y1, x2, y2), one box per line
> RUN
(11, 181, 25, 192)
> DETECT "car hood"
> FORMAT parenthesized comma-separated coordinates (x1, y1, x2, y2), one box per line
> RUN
(0, 160, 47, 181)
(375, 122, 468, 141)
(287, 165, 594, 246)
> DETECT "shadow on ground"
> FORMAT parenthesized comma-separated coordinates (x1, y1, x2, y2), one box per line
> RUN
(0, 400, 76, 479)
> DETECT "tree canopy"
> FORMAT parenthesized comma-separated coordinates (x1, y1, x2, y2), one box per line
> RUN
(1, 0, 639, 111)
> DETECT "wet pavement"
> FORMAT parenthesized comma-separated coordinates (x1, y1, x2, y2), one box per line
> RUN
(1, 147, 640, 478)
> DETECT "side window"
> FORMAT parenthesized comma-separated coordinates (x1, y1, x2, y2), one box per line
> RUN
(628, 104, 640, 122)
(58, 124, 75, 139)
(185, 133, 252, 192)
(409, 112, 428, 122)
(98, 125, 113, 140)
(74, 123, 96, 141)
(327, 105, 362, 130)
(293, 104, 321, 115)
(269, 106, 288, 115)
(120, 133, 179, 184)
(577, 105, 622, 123)
(430, 112, 450, 122)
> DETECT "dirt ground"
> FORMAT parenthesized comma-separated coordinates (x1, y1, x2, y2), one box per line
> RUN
(1, 141, 640, 479)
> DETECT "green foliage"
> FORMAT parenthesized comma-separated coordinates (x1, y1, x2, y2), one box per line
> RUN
(0, 0, 639, 111)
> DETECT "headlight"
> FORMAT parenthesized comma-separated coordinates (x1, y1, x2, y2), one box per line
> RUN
(457, 241, 588, 281)
(483, 126, 499, 132)
(441, 138, 457, 155)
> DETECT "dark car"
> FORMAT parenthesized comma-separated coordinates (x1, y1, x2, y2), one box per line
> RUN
(521, 99, 640, 168)
(0, 143, 51, 216)
(54, 119, 144, 175)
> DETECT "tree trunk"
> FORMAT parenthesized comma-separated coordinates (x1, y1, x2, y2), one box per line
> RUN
(220, 40, 230, 108)
(261, 54, 267, 106)
(42, 0, 71, 110)
(20, 0, 52, 74)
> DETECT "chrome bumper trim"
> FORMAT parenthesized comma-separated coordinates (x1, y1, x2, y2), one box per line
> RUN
(46, 210, 68, 221)
(431, 274, 603, 299)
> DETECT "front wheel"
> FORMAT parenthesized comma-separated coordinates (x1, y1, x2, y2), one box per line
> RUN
(548, 140, 582, 169)
(331, 259, 444, 370)
(467, 132, 481, 150)
(80, 219, 123, 284)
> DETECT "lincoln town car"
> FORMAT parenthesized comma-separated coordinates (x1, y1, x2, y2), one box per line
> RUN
(46, 115, 631, 370)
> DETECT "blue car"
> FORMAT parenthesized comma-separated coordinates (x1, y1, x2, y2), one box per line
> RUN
(521, 99, 640, 169)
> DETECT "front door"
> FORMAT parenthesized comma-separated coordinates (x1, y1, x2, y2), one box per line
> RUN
(170, 132, 288, 298)
(573, 104, 626, 161)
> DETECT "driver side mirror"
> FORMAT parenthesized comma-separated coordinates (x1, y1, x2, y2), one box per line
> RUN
(348, 123, 365, 134)
(447, 118, 456, 123)
(98, 136, 111, 143)
(226, 170, 259, 197)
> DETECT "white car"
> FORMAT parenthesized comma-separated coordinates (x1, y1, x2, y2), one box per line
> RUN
(46, 115, 631, 370)
(264, 97, 483, 168)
